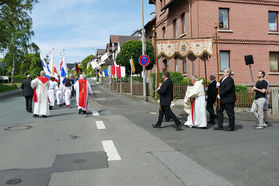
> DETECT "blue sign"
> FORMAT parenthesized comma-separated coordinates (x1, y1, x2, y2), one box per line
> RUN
(138, 55, 150, 66)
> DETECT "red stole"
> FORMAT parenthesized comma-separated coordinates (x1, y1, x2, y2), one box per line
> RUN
(33, 76, 49, 103)
(78, 79, 87, 108)
(191, 98, 195, 125)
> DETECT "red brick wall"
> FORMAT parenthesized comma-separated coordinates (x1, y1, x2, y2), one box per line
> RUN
(150, 0, 279, 85)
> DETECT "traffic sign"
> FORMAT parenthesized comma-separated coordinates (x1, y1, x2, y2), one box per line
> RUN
(138, 55, 150, 66)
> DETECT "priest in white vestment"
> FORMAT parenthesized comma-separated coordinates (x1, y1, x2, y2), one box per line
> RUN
(31, 71, 50, 117)
(48, 76, 57, 109)
(184, 75, 207, 128)
(74, 74, 93, 114)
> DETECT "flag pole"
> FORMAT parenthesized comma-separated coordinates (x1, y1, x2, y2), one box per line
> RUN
(214, 23, 220, 109)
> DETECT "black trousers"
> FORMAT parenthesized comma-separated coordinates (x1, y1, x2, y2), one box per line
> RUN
(157, 105, 181, 127)
(206, 101, 216, 122)
(217, 103, 235, 129)
(25, 96, 33, 112)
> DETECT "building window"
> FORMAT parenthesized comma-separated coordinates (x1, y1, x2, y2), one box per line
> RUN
(181, 13, 186, 34)
(183, 58, 187, 74)
(162, 26, 166, 39)
(270, 52, 279, 72)
(269, 11, 278, 32)
(220, 51, 230, 71)
(219, 8, 229, 29)
(173, 19, 177, 38)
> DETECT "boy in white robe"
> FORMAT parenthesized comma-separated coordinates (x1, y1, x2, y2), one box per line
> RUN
(48, 77, 57, 109)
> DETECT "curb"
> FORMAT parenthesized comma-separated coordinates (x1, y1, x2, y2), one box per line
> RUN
(0, 89, 22, 98)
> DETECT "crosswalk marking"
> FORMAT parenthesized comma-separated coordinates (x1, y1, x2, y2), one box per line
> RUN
(96, 121, 106, 129)
(102, 140, 121, 161)
(92, 111, 99, 116)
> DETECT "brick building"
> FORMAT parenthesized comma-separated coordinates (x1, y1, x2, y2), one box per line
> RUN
(149, 0, 279, 85)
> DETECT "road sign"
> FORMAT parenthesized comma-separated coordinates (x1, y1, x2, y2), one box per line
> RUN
(138, 55, 150, 66)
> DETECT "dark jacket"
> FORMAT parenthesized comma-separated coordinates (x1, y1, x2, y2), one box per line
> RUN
(21, 79, 34, 96)
(220, 76, 236, 104)
(158, 78, 173, 106)
(207, 80, 218, 104)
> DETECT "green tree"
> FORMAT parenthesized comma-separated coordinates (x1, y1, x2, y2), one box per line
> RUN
(0, 0, 38, 82)
(116, 40, 155, 75)
(80, 55, 94, 71)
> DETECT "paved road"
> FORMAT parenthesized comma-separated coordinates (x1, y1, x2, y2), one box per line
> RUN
(0, 80, 278, 186)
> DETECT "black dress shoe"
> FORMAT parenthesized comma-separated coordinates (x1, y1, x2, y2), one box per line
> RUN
(33, 114, 39, 117)
(176, 127, 183, 131)
(152, 124, 161, 128)
(78, 109, 82, 114)
(42, 115, 47, 118)
(214, 126, 224, 130)
(224, 127, 234, 131)
(83, 111, 87, 114)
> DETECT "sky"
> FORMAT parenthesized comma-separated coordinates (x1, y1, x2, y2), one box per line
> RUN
(31, 0, 155, 66)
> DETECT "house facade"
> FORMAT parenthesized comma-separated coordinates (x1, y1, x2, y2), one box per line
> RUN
(149, 0, 279, 85)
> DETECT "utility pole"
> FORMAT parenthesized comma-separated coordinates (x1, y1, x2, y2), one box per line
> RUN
(141, 0, 147, 101)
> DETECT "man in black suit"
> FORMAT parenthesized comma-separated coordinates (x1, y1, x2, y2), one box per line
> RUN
(21, 74, 34, 113)
(215, 68, 236, 131)
(153, 71, 182, 131)
(206, 74, 218, 124)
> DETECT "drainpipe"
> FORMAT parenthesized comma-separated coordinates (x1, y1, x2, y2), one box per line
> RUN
(189, 0, 193, 38)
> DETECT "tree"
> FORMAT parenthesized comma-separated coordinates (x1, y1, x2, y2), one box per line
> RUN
(0, 0, 38, 82)
(116, 40, 155, 75)
(80, 55, 95, 70)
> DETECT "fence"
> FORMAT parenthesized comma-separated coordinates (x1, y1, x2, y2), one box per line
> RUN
(100, 77, 273, 108)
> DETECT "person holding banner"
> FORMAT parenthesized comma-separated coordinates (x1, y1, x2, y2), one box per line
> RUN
(215, 68, 236, 131)
(48, 76, 57, 110)
(74, 74, 93, 114)
(153, 71, 182, 131)
(31, 71, 50, 118)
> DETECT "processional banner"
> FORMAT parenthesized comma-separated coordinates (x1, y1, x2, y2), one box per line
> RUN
(157, 38, 213, 59)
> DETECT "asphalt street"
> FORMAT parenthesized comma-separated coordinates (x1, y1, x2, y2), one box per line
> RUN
(0, 80, 278, 186)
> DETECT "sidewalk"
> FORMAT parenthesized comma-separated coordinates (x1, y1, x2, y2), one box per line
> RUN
(0, 89, 21, 98)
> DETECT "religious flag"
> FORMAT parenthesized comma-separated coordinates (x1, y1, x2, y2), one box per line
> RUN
(120, 66, 126, 78)
(104, 69, 109, 77)
(129, 57, 135, 74)
(111, 65, 116, 77)
(50, 49, 54, 75)
(40, 54, 52, 79)
(108, 65, 111, 77)
(60, 51, 68, 84)
(116, 66, 121, 78)
(54, 67, 59, 82)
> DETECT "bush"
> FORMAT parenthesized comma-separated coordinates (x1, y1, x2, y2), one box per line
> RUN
(133, 76, 143, 82)
(12, 75, 25, 83)
(235, 84, 248, 92)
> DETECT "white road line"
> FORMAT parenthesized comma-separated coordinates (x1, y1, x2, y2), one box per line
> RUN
(102, 140, 121, 161)
(96, 121, 106, 129)
(92, 111, 99, 116)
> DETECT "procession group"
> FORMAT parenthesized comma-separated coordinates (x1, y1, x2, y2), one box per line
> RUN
(21, 71, 93, 118)
(153, 68, 271, 131)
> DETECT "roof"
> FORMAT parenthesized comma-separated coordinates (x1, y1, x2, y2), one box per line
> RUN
(110, 35, 119, 43)
(118, 36, 141, 47)
(161, 0, 176, 11)
(145, 17, 156, 29)
(96, 49, 106, 56)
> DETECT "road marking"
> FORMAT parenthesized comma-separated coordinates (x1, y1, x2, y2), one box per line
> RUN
(92, 111, 99, 116)
(102, 140, 121, 161)
(96, 121, 106, 129)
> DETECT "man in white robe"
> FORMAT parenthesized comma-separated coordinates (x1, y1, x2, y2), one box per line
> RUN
(74, 74, 93, 114)
(184, 75, 207, 128)
(48, 76, 57, 109)
(31, 71, 50, 117)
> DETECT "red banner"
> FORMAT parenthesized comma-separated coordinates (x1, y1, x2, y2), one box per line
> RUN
(111, 65, 115, 76)
(116, 66, 121, 78)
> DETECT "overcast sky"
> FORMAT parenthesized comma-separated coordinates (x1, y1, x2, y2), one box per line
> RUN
(31, 0, 155, 66)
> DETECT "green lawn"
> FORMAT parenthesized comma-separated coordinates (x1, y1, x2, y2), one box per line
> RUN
(0, 83, 19, 92)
